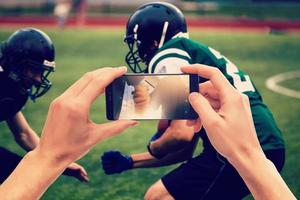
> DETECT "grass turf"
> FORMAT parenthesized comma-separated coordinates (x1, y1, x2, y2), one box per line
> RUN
(0, 28, 299, 199)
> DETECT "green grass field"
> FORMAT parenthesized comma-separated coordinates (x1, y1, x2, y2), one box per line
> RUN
(0, 28, 299, 199)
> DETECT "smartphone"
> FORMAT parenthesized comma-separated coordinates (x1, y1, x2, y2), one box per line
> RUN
(105, 73, 199, 120)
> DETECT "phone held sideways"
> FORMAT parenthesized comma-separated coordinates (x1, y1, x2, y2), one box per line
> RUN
(105, 73, 199, 120)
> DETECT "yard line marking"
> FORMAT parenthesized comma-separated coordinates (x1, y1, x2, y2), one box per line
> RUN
(266, 70, 300, 99)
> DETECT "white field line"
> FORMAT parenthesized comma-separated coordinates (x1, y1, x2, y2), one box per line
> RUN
(266, 70, 300, 99)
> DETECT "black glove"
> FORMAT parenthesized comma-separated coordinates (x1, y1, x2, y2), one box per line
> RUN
(101, 151, 133, 175)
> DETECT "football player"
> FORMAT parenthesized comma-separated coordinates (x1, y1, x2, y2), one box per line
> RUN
(101, 2, 285, 200)
(0, 28, 88, 183)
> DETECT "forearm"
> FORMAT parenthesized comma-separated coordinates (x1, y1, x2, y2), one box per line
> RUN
(132, 136, 198, 169)
(135, 134, 199, 168)
(131, 150, 190, 168)
(7, 112, 40, 151)
(230, 150, 296, 200)
(16, 129, 40, 151)
(0, 148, 69, 200)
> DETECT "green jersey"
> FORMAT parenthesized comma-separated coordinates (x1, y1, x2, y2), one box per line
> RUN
(148, 36, 284, 151)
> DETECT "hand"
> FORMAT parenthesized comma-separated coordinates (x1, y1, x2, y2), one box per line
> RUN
(181, 64, 263, 163)
(133, 84, 150, 113)
(101, 151, 133, 175)
(181, 63, 296, 200)
(63, 162, 89, 182)
(37, 67, 138, 167)
(0, 67, 139, 200)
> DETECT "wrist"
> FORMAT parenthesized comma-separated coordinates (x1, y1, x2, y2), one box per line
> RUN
(32, 146, 71, 172)
(126, 155, 134, 169)
(229, 148, 268, 176)
(228, 149, 295, 200)
(0, 148, 70, 199)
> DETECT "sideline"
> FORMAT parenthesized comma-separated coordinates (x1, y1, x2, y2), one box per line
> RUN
(266, 70, 300, 99)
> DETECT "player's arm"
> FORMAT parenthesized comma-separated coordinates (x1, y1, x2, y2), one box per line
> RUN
(101, 135, 198, 175)
(101, 120, 199, 174)
(148, 120, 200, 159)
(132, 134, 199, 168)
(6, 111, 40, 151)
(138, 119, 200, 167)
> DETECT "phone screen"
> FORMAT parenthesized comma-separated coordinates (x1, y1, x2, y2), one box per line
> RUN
(106, 74, 198, 120)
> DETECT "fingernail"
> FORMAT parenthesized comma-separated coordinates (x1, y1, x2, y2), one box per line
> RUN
(118, 66, 127, 72)
(189, 92, 199, 101)
(130, 120, 139, 127)
(180, 66, 188, 71)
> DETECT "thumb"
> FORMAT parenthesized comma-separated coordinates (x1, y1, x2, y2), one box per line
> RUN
(91, 120, 139, 145)
(189, 92, 221, 129)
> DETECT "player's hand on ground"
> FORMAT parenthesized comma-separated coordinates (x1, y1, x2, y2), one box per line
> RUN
(181, 64, 263, 163)
(101, 151, 133, 175)
(133, 84, 150, 113)
(63, 162, 89, 182)
(37, 67, 138, 169)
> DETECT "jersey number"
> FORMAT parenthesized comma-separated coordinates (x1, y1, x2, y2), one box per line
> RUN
(209, 47, 255, 93)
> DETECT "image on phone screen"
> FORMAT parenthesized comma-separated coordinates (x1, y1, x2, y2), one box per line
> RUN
(106, 74, 198, 120)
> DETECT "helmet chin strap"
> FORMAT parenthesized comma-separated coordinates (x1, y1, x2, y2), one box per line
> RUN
(158, 21, 169, 48)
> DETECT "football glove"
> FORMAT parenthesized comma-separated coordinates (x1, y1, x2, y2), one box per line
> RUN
(101, 151, 133, 175)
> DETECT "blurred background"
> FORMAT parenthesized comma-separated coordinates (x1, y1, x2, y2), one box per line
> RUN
(1, 0, 300, 29)
(0, 0, 300, 199)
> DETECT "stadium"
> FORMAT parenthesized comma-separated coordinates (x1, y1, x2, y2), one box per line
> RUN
(0, 0, 299, 199)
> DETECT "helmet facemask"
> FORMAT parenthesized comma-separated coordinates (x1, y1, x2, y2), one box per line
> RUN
(7, 59, 55, 101)
(124, 34, 147, 73)
(125, 22, 170, 73)
(25, 60, 55, 101)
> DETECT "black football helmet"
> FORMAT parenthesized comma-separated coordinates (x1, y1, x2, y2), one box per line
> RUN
(124, 2, 188, 73)
(0, 28, 55, 101)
